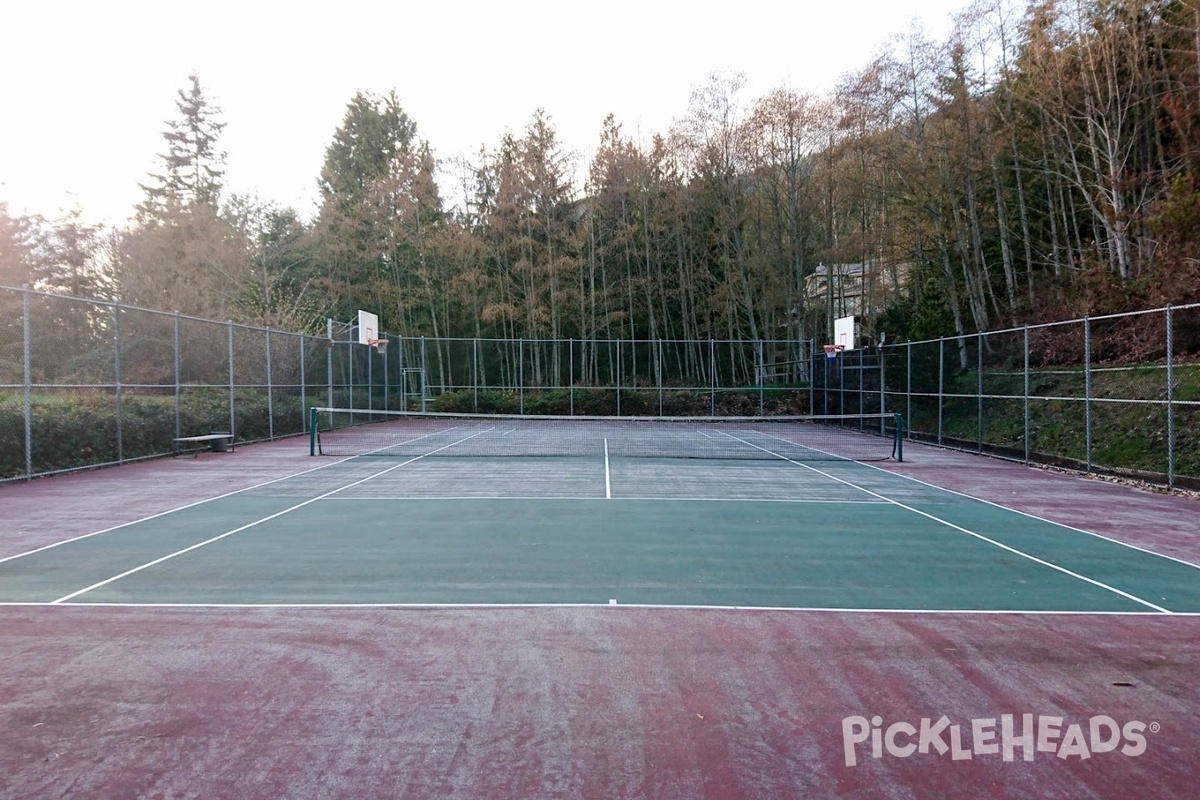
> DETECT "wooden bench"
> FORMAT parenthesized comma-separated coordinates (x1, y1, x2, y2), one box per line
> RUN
(174, 433, 236, 453)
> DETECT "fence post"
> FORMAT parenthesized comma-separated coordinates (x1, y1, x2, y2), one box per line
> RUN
(905, 342, 912, 442)
(839, 343, 846, 415)
(879, 343, 886, 425)
(710, 339, 716, 416)
(1023, 326, 1030, 464)
(757, 339, 764, 417)
(811, 338, 820, 417)
(300, 333, 307, 432)
(421, 336, 428, 413)
(400, 335, 410, 417)
(227, 321, 236, 439)
(659, 339, 665, 416)
(174, 313, 182, 445)
(366, 331, 373, 413)
(382, 335, 389, 412)
(569, 339, 575, 416)
(937, 337, 945, 445)
(977, 331, 984, 453)
(22, 286, 32, 479)
(616, 339, 622, 416)
(348, 327, 355, 411)
(114, 302, 124, 463)
(517, 338, 523, 414)
(822, 348, 829, 416)
(326, 318, 334, 409)
(265, 328, 275, 438)
(1084, 317, 1093, 473)
(1167, 305, 1175, 490)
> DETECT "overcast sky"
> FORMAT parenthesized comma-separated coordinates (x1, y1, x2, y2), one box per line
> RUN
(1, 0, 968, 227)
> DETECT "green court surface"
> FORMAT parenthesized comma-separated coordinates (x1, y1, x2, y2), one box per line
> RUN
(3, 450, 1199, 613)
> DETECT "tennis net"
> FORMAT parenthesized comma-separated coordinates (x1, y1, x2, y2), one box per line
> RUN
(309, 408, 903, 462)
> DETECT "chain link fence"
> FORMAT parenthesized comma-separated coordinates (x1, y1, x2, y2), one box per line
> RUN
(0, 285, 814, 482)
(6, 284, 1195, 489)
(399, 335, 813, 417)
(815, 303, 1200, 490)
(0, 286, 321, 480)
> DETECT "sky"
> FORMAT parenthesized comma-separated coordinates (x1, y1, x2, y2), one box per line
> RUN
(1, 0, 968, 227)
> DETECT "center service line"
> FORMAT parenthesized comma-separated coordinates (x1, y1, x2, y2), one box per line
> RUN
(604, 438, 612, 499)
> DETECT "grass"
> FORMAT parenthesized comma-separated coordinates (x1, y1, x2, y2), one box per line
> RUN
(897, 362, 1200, 481)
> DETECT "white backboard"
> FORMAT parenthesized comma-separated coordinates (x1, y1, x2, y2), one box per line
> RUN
(357, 310, 379, 345)
(834, 315, 856, 351)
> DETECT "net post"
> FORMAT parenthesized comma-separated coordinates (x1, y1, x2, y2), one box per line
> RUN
(309, 407, 318, 455)
(894, 413, 904, 462)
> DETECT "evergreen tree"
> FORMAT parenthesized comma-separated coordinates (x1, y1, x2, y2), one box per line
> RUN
(117, 75, 240, 316)
(0, 202, 36, 287)
(137, 74, 227, 221)
(314, 90, 436, 330)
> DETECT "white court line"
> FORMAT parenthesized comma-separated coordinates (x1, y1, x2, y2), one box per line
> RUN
(604, 438, 612, 499)
(50, 427, 495, 604)
(719, 432, 1172, 614)
(19, 601, 1200, 616)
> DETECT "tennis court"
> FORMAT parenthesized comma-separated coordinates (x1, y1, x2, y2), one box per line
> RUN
(3, 411, 1200, 798)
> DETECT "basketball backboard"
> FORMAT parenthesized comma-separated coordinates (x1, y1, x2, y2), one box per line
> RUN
(357, 310, 379, 345)
(834, 315, 856, 351)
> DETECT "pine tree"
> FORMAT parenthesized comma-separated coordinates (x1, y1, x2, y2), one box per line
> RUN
(136, 74, 227, 221)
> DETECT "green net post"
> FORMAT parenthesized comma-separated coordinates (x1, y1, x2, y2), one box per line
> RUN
(309, 407, 318, 455)
(894, 413, 904, 462)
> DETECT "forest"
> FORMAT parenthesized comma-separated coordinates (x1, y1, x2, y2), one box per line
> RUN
(2, 0, 1199, 366)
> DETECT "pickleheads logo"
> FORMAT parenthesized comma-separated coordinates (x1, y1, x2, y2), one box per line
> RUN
(841, 714, 1158, 767)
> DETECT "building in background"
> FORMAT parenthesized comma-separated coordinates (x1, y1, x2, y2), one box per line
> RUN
(805, 262, 911, 341)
